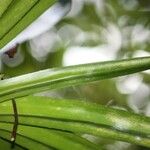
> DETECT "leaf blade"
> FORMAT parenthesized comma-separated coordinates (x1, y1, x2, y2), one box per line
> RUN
(0, 0, 13, 17)
(0, 0, 57, 49)
(0, 57, 150, 102)
(0, 96, 150, 147)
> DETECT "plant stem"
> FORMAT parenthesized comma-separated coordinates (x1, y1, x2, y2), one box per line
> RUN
(0, 57, 150, 103)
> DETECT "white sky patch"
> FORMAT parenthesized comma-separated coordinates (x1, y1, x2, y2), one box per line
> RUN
(131, 24, 150, 45)
(116, 75, 143, 94)
(133, 50, 150, 74)
(133, 50, 150, 58)
(29, 30, 59, 62)
(103, 23, 122, 52)
(58, 24, 84, 45)
(0, 56, 2, 71)
(62, 23, 122, 66)
(145, 102, 150, 117)
(128, 83, 150, 113)
(63, 45, 117, 66)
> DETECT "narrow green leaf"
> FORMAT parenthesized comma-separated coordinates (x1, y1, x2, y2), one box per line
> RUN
(0, 129, 54, 150)
(0, 137, 24, 150)
(0, 0, 38, 39)
(0, 0, 57, 49)
(0, 123, 99, 150)
(0, 0, 13, 17)
(0, 57, 150, 102)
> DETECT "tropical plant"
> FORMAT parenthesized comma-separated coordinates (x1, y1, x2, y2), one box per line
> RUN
(0, 0, 150, 150)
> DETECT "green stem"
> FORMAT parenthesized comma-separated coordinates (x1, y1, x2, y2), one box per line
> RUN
(0, 57, 150, 102)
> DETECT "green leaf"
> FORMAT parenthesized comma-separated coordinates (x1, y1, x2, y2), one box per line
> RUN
(0, 137, 23, 150)
(0, 96, 150, 147)
(0, 123, 99, 150)
(0, 128, 52, 150)
(0, 0, 57, 49)
(0, 0, 13, 17)
(0, 57, 150, 102)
